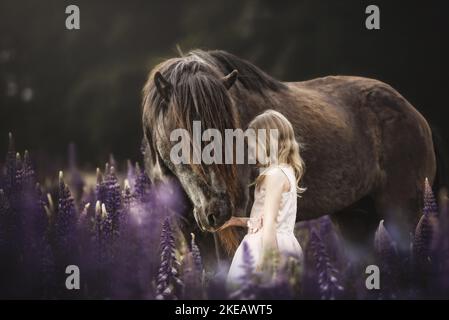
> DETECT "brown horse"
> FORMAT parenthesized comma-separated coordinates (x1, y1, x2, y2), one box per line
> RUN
(142, 49, 438, 264)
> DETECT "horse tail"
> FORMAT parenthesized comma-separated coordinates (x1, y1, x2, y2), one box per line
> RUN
(431, 126, 449, 194)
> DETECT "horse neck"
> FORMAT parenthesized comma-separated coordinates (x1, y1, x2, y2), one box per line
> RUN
(229, 86, 291, 216)
(232, 85, 290, 127)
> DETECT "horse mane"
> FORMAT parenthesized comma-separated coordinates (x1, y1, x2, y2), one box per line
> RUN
(189, 49, 287, 95)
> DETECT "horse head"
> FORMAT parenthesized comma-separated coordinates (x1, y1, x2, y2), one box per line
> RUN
(142, 54, 242, 234)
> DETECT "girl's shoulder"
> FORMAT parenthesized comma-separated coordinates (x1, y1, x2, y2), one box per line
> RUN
(259, 163, 293, 177)
(258, 164, 292, 192)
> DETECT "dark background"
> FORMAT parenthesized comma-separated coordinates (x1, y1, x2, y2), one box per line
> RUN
(1, 0, 448, 173)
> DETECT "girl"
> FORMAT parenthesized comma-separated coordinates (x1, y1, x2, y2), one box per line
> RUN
(220, 109, 306, 285)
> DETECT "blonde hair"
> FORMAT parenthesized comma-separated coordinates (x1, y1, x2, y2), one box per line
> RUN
(248, 109, 306, 196)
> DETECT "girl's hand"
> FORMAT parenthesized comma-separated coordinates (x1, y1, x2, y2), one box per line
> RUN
(247, 217, 263, 234)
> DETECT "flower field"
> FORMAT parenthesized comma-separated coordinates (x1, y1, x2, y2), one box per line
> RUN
(0, 133, 448, 299)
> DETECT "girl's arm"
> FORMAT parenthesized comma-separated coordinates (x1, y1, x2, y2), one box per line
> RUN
(217, 216, 250, 230)
(258, 169, 288, 269)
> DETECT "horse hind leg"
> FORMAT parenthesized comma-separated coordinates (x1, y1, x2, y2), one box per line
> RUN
(365, 81, 436, 253)
(330, 195, 381, 261)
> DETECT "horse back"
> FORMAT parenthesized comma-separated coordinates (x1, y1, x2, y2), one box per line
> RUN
(258, 75, 436, 220)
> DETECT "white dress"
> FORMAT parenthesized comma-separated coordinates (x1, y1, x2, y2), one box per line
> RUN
(226, 164, 303, 285)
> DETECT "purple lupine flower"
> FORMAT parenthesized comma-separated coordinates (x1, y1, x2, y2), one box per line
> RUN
(95, 167, 106, 204)
(103, 166, 122, 235)
(76, 200, 94, 293)
(190, 233, 203, 274)
(126, 160, 137, 191)
(413, 211, 439, 266)
(36, 183, 50, 233)
(93, 200, 104, 259)
(423, 177, 438, 215)
(126, 198, 166, 297)
(78, 202, 91, 231)
(408, 179, 442, 297)
(82, 200, 115, 298)
(374, 220, 399, 298)
(22, 150, 35, 187)
(155, 218, 183, 300)
(15, 151, 36, 207)
(309, 229, 344, 300)
(53, 171, 78, 257)
(21, 183, 52, 298)
(92, 172, 116, 297)
(228, 241, 260, 300)
(317, 215, 344, 263)
(240, 241, 256, 282)
(22, 183, 49, 252)
(108, 154, 118, 172)
(104, 162, 110, 176)
(4, 132, 16, 195)
(9, 152, 24, 208)
(80, 184, 96, 219)
(121, 180, 132, 227)
(100, 202, 114, 250)
(180, 233, 205, 299)
(27, 171, 77, 298)
(181, 252, 201, 299)
(122, 180, 132, 210)
(374, 220, 398, 265)
(134, 164, 151, 203)
(413, 179, 440, 267)
(94, 201, 113, 262)
(122, 165, 165, 293)
(108, 189, 140, 299)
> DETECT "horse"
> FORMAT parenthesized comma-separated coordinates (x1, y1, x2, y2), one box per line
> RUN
(141, 49, 441, 266)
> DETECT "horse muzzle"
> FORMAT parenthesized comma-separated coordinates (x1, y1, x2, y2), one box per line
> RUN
(193, 199, 232, 232)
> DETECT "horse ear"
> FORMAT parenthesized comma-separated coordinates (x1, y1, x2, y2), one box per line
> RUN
(154, 71, 173, 101)
(222, 69, 238, 90)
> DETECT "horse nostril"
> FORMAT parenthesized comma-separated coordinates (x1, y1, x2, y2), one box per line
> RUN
(206, 198, 231, 228)
(207, 213, 217, 227)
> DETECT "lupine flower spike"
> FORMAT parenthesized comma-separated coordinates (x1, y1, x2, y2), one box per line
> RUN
(413, 178, 440, 265)
(309, 230, 344, 300)
(155, 218, 183, 300)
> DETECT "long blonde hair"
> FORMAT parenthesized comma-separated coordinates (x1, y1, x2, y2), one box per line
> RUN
(248, 109, 307, 195)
